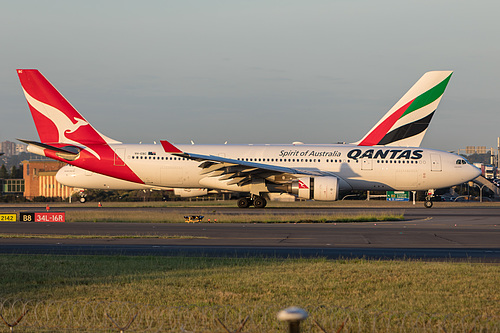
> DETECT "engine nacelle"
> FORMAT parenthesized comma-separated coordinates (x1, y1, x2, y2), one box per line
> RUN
(173, 188, 208, 198)
(291, 176, 339, 201)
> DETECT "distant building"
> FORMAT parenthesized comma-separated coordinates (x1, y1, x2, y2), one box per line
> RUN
(15, 144, 27, 154)
(477, 146, 487, 154)
(23, 160, 74, 200)
(0, 141, 27, 157)
(466, 146, 476, 155)
(0, 141, 16, 157)
(0, 179, 24, 195)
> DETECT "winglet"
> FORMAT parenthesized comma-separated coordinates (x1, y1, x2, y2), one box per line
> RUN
(160, 140, 183, 153)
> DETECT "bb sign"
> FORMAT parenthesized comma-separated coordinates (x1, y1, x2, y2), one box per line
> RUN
(19, 212, 66, 222)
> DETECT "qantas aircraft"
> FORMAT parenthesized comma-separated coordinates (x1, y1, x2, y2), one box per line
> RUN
(54, 70, 452, 200)
(17, 69, 480, 208)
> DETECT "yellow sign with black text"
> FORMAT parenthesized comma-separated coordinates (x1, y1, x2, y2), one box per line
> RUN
(0, 213, 17, 222)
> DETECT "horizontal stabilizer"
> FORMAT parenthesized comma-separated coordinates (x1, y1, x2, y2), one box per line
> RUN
(17, 139, 80, 155)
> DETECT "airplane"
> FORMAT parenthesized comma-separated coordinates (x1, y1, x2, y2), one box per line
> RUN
(54, 69, 449, 199)
(17, 69, 480, 208)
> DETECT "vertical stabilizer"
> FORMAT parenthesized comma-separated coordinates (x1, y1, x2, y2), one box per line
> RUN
(17, 69, 143, 184)
(353, 71, 453, 147)
(17, 69, 120, 145)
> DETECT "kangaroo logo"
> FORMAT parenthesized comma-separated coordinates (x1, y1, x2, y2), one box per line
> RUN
(22, 89, 101, 160)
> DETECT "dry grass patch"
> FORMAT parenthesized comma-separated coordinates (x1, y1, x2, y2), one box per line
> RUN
(65, 210, 404, 223)
(0, 233, 206, 240)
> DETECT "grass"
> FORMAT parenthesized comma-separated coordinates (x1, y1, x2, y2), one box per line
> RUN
(0, 233, 207, 240)
(6, 200, 500, 209)
(0, 255, 498, 331)
(0, 255, 498, 316)
(63, 210, 404, 223)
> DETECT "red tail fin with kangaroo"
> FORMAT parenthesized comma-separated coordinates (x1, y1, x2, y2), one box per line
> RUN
(17, 69, 119, 145)
(17, 69, 143, 184)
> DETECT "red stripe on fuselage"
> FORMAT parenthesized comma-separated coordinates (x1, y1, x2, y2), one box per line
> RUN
(43, 145, 144, 184)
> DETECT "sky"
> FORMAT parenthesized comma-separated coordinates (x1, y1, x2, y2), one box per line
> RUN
(1, 1, 499, 152)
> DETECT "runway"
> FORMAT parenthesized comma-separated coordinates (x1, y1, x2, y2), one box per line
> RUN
(1, 205, 499, 261)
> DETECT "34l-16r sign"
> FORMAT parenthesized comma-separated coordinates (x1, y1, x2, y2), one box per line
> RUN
(19, 212, 65, 222)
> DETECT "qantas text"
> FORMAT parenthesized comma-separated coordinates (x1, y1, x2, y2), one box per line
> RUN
(347, 149, 423, 160)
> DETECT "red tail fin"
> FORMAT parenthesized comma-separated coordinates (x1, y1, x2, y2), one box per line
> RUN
(17, 69, 142, 184)
(17, 69, 119, 145)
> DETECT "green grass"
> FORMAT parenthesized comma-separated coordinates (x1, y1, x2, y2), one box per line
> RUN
(63, 210, 404, 223)
(0, 255, 497, 316)
(0, 255, 498, 331)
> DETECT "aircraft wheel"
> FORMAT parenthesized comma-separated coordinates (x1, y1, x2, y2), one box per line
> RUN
(253, 196, 267, 209)
(237, 197, 252, 208)
(80, 197, 86, 203)
(424, 200, 433, 208)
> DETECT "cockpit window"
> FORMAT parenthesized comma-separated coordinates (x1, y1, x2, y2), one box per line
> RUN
(456, 159, 467, 165)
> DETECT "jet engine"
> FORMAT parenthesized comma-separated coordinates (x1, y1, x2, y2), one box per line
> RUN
(173, 188, 208, 198)
(290, 176, 339, 201)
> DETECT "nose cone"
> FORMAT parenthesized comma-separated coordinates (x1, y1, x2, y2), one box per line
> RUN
(466, 165, 482, 182)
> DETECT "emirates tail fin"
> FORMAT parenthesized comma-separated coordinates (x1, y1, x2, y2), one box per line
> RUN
(353, 71, 453, 147)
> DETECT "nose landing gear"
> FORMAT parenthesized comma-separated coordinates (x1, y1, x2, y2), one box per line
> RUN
(424, 189, 435, 208)
(424, 199, 433, 208)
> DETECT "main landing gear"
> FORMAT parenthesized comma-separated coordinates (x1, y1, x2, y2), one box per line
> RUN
(424, 189, 435, 208)
(237, 195, 267, 208)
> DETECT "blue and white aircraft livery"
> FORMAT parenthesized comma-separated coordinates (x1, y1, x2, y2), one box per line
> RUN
(17, 69, 480, 208)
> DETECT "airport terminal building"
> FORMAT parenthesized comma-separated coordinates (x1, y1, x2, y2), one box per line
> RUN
(22, 160, 74, 200)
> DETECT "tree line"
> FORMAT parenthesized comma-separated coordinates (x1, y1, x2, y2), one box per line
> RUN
(0, 164, 23, 179)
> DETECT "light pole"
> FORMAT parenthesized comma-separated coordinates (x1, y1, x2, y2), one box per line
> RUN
(473, 183, 486, 203)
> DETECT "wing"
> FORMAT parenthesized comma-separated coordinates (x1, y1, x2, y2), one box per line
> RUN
(160, 140, 338, 187)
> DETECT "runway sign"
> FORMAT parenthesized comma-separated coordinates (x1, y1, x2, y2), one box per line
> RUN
(386, 191, 410, 202)
(0, 213, 17, 222)
(20, 212, 65, 222)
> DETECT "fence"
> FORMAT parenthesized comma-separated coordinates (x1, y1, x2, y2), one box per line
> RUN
(0, 299, 498, 332)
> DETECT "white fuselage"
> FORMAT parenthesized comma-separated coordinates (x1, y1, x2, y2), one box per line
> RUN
(57, 143, 480, 194)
